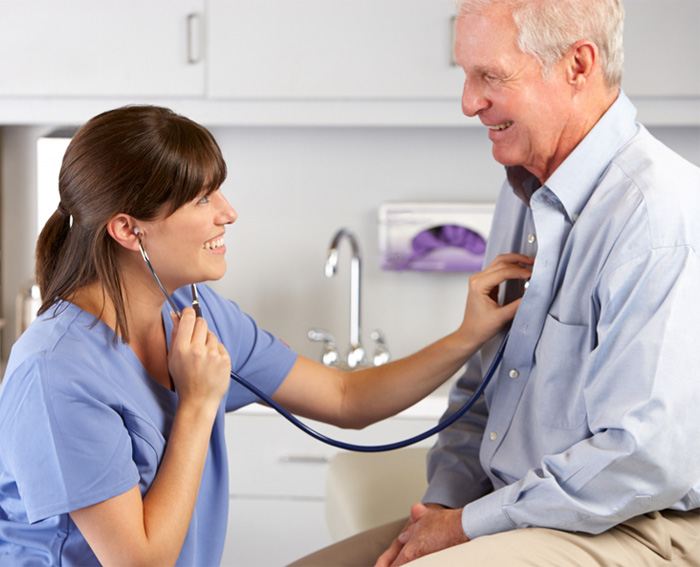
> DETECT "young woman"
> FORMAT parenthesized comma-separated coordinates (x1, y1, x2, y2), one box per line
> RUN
(0, 105, 532, 567)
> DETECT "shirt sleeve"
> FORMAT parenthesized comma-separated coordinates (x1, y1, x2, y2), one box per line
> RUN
(423, 355, 494, 508)
(2, 354, 140, 524)
(462, 245, 700, 538)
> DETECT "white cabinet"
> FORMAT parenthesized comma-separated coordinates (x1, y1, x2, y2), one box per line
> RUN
(0, 0, 204, 97)
(222, 407, 438, 567)
(207, 0, 464, 100)
(0, 0, 697, 125)
(206, 0, 700, 102)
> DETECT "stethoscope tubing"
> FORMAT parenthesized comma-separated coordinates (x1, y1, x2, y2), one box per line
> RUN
(229, 333, 507, 453)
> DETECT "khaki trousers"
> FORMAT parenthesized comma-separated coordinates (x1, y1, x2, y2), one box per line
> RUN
(289, 509, 700, 567)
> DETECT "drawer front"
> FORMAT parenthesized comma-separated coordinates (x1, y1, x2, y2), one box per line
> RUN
(225, 411, 436, 498)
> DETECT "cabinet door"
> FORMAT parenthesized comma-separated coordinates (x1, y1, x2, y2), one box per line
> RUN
(223, 498, 330, 567)
(207, 0, 464, 100)
(623, 0, 700, 97)
(225, 412, 436, 499)
(223, 410, 436, 566)
(0, 0, 204, 96)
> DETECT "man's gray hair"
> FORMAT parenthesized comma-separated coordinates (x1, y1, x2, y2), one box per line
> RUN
(456, 0, 624, 88)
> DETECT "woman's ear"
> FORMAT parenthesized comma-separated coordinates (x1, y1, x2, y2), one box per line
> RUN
(106, 214, 140, 251)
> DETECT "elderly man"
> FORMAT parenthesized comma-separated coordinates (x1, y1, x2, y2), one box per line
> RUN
(291, 0, 700, 565)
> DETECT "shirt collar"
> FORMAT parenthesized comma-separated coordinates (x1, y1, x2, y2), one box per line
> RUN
(507, 90, 639, 220)
(507, 165, 541, 206)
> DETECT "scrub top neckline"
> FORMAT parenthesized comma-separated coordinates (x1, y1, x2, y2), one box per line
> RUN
(57, 299, 179, 403)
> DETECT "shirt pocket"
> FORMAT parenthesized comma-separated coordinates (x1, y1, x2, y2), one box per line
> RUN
(532, 313, 591, 430)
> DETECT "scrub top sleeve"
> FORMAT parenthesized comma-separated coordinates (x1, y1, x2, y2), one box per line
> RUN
(3, 354, 140, 524)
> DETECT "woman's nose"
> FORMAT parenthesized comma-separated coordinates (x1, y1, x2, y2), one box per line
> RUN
(215, 190, 238, 225)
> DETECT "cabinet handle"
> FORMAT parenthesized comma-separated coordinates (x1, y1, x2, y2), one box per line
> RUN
(279, 454, 331, 464)
(187, 13, 203, 64)
(450, 15, 458, 67)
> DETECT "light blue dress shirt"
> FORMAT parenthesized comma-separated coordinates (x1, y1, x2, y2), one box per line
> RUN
(424, 91, 700, 540)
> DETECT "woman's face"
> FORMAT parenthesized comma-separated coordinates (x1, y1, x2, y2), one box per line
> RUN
(137, 188, 238, 291)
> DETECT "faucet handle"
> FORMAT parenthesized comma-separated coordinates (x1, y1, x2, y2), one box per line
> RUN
(308, 328, 341, 367)
(346, 343, 367, 370)
(371, 330, 391, 366)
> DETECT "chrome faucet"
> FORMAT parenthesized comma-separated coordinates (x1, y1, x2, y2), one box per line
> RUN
(325, 228, 366, 368)
(309, 228, 391, 369)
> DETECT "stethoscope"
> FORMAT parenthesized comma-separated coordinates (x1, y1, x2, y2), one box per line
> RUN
(135, 228, 506, 452)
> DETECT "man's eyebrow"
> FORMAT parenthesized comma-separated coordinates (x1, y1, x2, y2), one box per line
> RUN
(471, 63, 508, 78)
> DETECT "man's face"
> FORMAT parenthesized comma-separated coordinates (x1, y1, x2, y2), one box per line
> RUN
(454, 5, 574, 182)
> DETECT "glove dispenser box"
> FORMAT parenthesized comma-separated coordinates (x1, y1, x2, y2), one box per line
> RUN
(378, 202, 494, 272)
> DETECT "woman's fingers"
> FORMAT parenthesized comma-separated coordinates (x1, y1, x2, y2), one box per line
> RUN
(483, 253, 534, 271)
(469, 255, 533, 301)
(169, 307, 231, 404)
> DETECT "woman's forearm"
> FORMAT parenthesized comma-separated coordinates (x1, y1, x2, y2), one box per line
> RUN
(139, 402, 220, 564)
(337, 330, 477, 429)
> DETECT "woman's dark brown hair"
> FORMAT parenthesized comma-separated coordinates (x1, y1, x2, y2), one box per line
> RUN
(35, 105, 227, 341)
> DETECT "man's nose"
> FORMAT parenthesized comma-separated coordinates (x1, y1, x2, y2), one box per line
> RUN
(461, 79, 490, 117)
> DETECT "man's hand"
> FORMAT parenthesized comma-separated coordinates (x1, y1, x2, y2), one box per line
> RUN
(374, 503, 468, 567)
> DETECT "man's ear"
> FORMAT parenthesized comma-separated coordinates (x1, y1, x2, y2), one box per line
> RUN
(566, 40, 597, 88)
(106, 214, 140, 251)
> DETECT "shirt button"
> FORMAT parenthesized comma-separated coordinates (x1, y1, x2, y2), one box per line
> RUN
(509, 369, 519, 379)
(489, 432, 498, 441)
(573, 213, 579, 222)
(527, 233, 536, 244)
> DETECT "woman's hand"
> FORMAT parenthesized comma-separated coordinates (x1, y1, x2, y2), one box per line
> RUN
(457, 253, 534, 350)
(168, 307, 231, 411)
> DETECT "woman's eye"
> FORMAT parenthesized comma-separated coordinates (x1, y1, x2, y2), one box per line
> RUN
(197, 194, 210, 205)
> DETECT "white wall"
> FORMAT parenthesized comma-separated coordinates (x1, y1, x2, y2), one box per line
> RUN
(2, 124, 699, 366)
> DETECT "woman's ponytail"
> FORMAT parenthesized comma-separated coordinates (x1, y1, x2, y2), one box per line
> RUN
(35, 207, 72, 315)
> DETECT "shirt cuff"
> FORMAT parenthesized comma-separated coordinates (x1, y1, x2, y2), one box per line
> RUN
(461, 490, 515, 539)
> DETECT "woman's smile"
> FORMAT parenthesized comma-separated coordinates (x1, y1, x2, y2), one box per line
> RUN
(203, 235, 225, 251)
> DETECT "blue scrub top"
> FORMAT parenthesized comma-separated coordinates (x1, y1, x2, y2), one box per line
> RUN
(0, 284, 297, 566)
